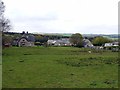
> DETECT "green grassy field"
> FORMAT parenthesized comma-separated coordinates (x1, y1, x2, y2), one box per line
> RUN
(2, 47, 119, 88)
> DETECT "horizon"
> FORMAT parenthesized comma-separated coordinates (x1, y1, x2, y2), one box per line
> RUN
(8, 31, 119, 35)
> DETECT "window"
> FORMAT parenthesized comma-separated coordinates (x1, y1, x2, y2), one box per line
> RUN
(22, 42, 25, 46)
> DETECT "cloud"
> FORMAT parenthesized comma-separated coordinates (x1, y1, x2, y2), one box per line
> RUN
(3, 0, 119, 34)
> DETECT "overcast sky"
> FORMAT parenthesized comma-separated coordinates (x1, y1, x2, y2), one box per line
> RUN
(3, 0, 119, 34)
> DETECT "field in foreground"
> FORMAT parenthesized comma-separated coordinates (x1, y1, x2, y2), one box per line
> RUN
(2, 47, 118, 88)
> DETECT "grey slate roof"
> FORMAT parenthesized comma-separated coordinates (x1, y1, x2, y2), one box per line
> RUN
(20, 35, 35, 42)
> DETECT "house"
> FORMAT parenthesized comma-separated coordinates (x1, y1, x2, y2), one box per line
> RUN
(61, 38, 71, 46)
(82, 39, 94, 48)
(104, 42, 119, 51)
(18, 36, 35, 47)
(12, 34, 35, 47)
(47, 38, 71, 46)
(112, 42, 119, 46)
(104, 43, 113, 47)
(47, 40, 56, 45)
(48, 38, 94, 47)
(104, 42, 119, 47)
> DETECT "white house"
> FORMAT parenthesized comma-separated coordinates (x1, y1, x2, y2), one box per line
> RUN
(104, 43, 113, 47)
(47, 40, 56, 45)
(104, 42, 119, 47)
(47, 38, 71, 46)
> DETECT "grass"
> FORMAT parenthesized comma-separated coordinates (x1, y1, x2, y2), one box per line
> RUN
(2, 46, 119, 88)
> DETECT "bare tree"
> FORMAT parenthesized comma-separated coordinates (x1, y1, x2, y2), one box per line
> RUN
(0, 0, 11, 33)
(0, 0, 11, 47)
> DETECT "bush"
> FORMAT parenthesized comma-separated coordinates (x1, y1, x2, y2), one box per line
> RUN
(34, 42, 43, 46)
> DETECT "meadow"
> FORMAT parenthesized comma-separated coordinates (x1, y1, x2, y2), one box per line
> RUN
(2, 47, 119, 88)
